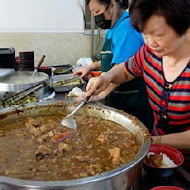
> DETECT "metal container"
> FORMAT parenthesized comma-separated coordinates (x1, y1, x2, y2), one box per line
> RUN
(51, 74, 85, 92)
(0, 71, 49, 92)
(0, 71, 49, 101)
(0, 101, 151, 190)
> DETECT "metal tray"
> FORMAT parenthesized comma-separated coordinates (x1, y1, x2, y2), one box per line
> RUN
(51, 74, 85, 92)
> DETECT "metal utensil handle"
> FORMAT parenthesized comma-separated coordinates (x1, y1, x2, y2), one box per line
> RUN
(66, 96, 91, 118)
(1, 82, 44, 103)
(66, 101, 85, 118)
(83, 96, 91, 104)
(13, 84, 44, 102)
(52, 76, 80, 87)
(62, 66, 75, 73)
(62, 76, 80, 83)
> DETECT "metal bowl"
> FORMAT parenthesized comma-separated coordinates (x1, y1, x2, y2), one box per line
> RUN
(0, 71, 50, 102)
(0, 101, 151, 190)
(0, 71, 49, 92)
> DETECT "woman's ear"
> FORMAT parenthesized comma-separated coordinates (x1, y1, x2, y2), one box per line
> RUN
(110, 0, 116, 8)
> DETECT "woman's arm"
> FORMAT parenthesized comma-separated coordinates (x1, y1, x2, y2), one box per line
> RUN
(85, 63, 135, 96)
(152, 130, 190, 149)
(89, 63, 129, 101)
(90, 60, 101, 70)
(89, 83, 118, 102)
(73, 61, 101, 78)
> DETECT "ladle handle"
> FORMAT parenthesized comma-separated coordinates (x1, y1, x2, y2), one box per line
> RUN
(66, 96, 91, 118)
(83, 95, 91, 104)
(36, 55, 46, 69)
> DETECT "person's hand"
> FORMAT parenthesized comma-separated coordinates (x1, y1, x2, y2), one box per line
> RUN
(73, 66, 92, 78)
(76, 91, 106, 102)
(89, 91, 106, 102)
(85, 74, 111, 97)
(76, 94, 86, 102)
(151, 136, 162, 144)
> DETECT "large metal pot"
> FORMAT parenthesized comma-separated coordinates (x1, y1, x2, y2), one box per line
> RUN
(0, 101, 151, 190)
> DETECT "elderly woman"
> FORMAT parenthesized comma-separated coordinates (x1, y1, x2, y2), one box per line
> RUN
(84, 0, 190, 167)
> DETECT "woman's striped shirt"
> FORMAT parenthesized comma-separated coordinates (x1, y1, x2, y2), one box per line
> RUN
(124, 44, 190, 136)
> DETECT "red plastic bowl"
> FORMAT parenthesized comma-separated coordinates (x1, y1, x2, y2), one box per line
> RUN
(38, 66, 52, 77)
(151, 186, 184, 190)
(143, 144, 184, 177)
(90, 71, 101, 77)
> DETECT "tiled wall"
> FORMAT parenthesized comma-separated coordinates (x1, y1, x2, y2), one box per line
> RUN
(0, 33, 91, 67)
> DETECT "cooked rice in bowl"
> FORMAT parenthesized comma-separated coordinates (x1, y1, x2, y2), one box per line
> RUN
(145, 152, 177, 168)
(143, 144, 184, 177)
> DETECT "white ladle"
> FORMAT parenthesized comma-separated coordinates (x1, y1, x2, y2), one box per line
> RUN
(61, 96, 90, 129)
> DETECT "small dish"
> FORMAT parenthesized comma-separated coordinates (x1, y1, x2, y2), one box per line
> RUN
(53, 68, 72, 75)
(151, 186, 184, 190)
(143, 144, 184, 177)
(90, 71, 101, 77)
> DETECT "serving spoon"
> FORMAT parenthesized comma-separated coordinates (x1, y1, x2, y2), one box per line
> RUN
(32, 55, 46, 78)
(61, 96, 91, 129)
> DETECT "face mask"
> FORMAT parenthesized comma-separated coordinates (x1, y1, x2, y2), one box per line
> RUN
(94, 13, 112, 29)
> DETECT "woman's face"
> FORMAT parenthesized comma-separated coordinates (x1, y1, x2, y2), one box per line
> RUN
(89, 0, 112, 20)
(142, 15, 184, 57)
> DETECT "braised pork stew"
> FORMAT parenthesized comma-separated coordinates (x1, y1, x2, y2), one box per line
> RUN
(0, 114, 139, 181)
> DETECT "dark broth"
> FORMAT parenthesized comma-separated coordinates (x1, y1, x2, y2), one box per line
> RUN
(0, 114, 139, 181)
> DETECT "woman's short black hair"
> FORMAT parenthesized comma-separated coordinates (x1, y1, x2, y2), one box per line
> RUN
(129, 0, 190, 36)
(87, 0, 128, 9)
